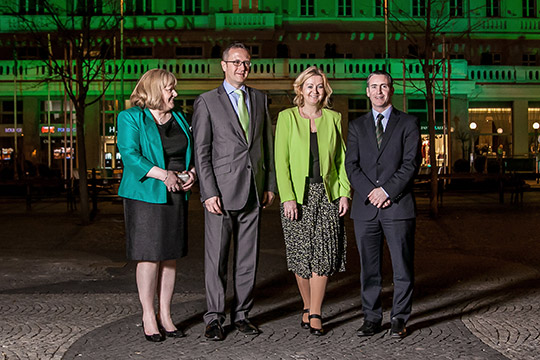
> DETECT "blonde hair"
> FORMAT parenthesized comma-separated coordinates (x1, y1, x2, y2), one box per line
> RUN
(293, 66, 333, 109)
(130, 69, 177, 109)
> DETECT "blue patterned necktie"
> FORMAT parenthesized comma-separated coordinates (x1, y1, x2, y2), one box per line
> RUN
(234, 89, 249, 141)
(376, 113, 384, 149)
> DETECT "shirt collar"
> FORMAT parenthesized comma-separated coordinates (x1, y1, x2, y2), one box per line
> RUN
(372, 105, 393, 122)
(223, 80, 246, 95)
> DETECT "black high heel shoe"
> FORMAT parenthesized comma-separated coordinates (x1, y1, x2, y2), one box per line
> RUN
(158, 323, 185, 338)
(142, 322, 164, 342)
(300, 308, 310, 329)
(309, 314, 325, 336)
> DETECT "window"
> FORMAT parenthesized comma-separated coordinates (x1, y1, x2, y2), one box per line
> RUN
(75, 0, 104, 15)
(300, 53, 316, 58)
(245, 44, 260, 58)
(449, 53, 465, 59)
(450, 0, 463, 17)
(480, 52, 501, 65)
(40, 100, 74, 124)
(176, 46, 203, 58)
(523, 53, 537, 66)
(125, 0, 152, 15)
(1, 101, 23, 125)
(233, 0, 259, 11)
(338, 0, 352, 16)
(16, 46, 46, 60)
(409, 99, 448, 166)
(126, 47, 153, 58)
(523, 0, 537, 17)
(300, 0, 315, 16)
(348, 98, 369, 122)
(375, 0, 384, 16)
(176, 0, 202, 15)
(18, 0, 45, 14)
(486, 0, 500, 17)
(412, 0, 426, 17)
(469, 107, 512, 157)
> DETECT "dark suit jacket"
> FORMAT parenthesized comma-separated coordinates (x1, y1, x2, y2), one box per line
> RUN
(192, 84, 277, 211)
(345, 107, 421, 221)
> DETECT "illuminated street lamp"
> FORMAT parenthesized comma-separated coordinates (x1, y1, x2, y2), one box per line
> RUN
(469, 122, 478, 171)
(534, 122, 540, 183)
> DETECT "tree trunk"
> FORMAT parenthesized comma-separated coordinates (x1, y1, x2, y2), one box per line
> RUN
(425, 83, 439, 218)
(76, 106, 90, 225)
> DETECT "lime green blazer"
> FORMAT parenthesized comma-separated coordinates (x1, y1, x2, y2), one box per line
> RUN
(274, 107, 351, 204)
(117, 106, 193, 203)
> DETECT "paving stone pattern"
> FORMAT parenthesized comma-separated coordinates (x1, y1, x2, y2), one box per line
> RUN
(1, 191, 540, 360)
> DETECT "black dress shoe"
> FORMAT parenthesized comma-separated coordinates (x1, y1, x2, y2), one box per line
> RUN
(357, 320, 382, 336)
(308, 314, 325, 336)
(234, 319, 260, 335)
(390, 318, 407, 338)
(300, 309, 310, 329)
(204, 320, 225, 341)
(142, 322, 164, 342)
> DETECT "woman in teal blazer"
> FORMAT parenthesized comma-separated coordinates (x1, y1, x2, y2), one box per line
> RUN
(117, 69, 195, 342)
(275, 66, 351, 336)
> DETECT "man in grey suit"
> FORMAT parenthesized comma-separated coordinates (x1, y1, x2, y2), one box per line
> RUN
(193, 42, 276, 341)
(345, 70, 420, 339)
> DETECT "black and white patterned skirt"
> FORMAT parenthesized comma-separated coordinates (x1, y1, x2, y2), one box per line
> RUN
(280, 182, 346, 279)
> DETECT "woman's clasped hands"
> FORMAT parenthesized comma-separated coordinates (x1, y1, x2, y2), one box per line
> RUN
(163, 170, 196, 192)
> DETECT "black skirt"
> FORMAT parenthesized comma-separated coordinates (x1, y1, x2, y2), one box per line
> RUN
(124, 193, 188, 261)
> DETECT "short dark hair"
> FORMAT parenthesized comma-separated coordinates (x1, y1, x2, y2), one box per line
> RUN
(366, 70, 393, 87)
(222, 42, 250, 61)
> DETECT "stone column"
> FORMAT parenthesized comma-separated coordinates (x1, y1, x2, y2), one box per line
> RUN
(513, 100, 529, 156)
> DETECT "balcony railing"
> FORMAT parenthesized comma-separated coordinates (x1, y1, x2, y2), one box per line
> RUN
(443, 17, 540, 34)
(0, 59, 539, 89)
(214, 13, 275, 30)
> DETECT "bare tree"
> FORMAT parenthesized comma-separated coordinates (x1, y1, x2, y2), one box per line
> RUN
(8, 0, 122, 224)
(387, 0, 482, 217)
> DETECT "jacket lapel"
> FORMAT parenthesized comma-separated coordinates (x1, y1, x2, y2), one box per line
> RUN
(246, 86, 257, 147)
(378, 108, 399, 155)
(363, 113, 379, 152)
(142, 108, 166, 168)
(217, 85, 249, 145)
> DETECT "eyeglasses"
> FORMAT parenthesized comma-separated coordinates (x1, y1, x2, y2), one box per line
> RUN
(223, 60, 252, 68)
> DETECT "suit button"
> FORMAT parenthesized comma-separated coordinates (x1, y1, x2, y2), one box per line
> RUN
(376, 180, 379, 183)
(247, 165, 251, 169)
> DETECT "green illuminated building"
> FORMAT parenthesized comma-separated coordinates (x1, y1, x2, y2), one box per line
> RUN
(0, 0, 539, 173)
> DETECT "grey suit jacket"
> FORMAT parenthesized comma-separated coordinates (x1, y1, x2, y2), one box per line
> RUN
(192, 84, 277, 211)
(345, 107, 421, 221)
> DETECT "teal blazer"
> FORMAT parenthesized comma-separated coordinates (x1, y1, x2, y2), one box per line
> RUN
(117, 106, 193, 203)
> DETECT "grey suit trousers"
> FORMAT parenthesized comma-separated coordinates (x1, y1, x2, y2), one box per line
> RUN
(203, 189, 261, 325)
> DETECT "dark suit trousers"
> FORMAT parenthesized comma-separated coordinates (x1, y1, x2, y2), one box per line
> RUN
(353, 216, 415, 323)
(203, 189, 261, 325)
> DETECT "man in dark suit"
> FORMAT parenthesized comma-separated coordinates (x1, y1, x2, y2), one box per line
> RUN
(193, 42, 276, 341)
(345, 70, 420, 338)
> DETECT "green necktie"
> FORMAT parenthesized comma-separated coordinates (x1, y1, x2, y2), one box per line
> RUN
(234, 89, 249, 142)
(376, 113, 384, 149)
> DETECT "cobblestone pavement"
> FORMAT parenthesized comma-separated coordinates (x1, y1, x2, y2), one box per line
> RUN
(1, 190, 539, 360)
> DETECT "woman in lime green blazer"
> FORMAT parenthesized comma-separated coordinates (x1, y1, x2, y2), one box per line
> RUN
(275, 66, 351, 336)
(117, 69, 195, 342)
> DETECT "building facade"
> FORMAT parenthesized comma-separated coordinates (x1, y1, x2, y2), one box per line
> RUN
(0, 0, 539, 176)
